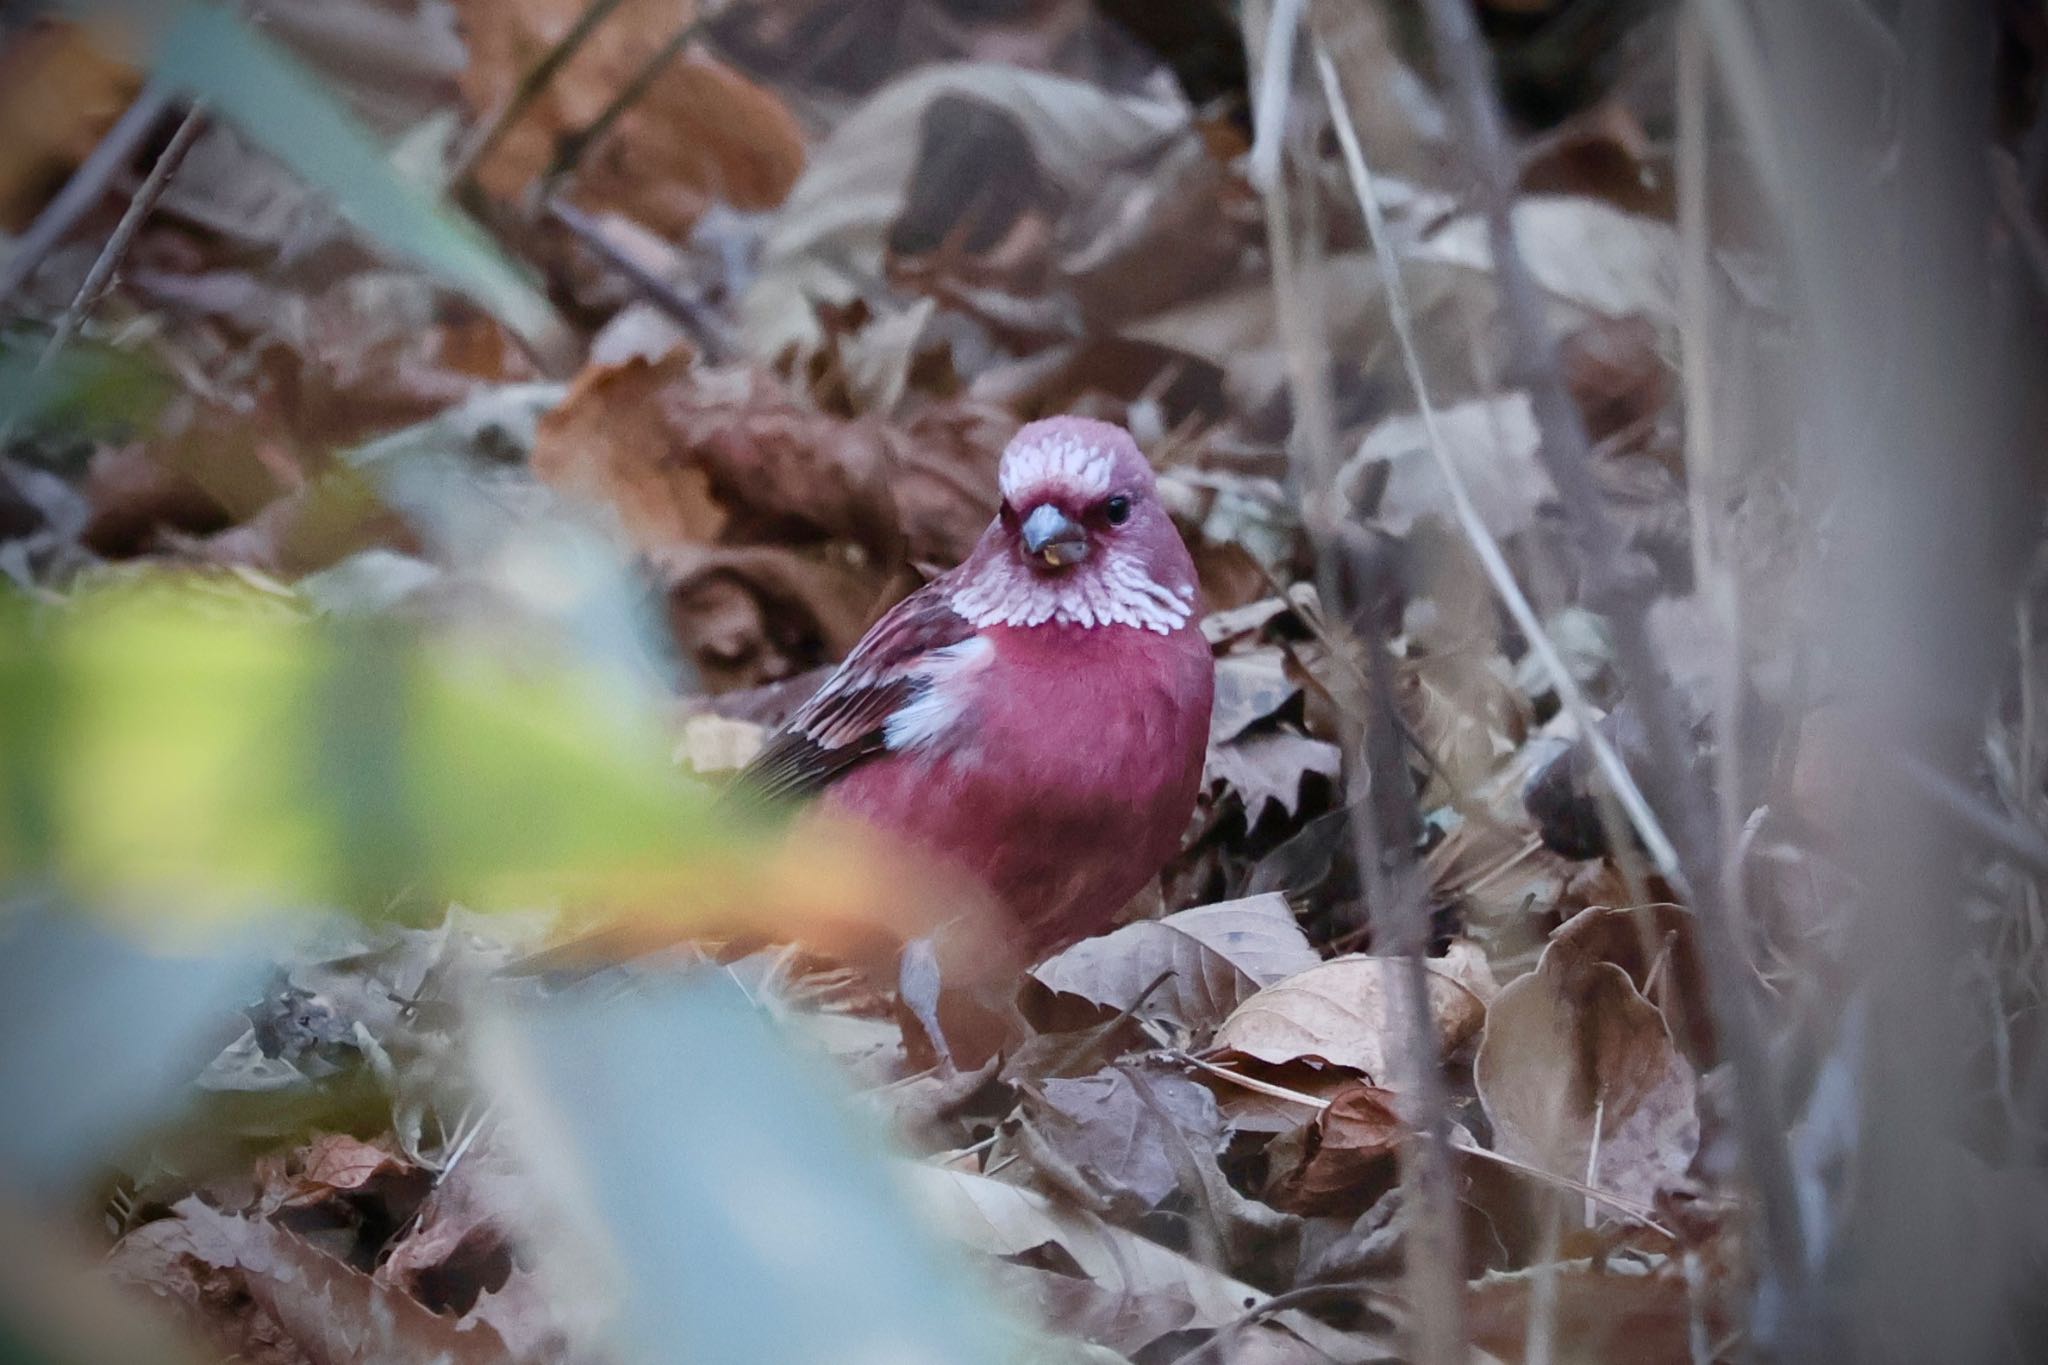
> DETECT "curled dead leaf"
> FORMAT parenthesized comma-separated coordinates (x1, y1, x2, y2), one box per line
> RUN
(1023, 894, 1320, 1039)
(1474, 948, 1699, 1210)
(1262, 1082, 1405, 1218)
(1208, 954, 1489, 1082)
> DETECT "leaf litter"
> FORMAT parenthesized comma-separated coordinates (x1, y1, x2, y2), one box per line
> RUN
(0, 0, 1827, 1359)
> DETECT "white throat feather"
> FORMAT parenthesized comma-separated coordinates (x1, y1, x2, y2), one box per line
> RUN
(949, 555, 1195, 634)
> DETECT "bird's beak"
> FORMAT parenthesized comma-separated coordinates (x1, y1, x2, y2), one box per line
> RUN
(1019, 504, 1089, 567)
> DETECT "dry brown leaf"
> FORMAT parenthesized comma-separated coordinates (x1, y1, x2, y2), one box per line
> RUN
(1262, 1082, 1405, 1217)
(533, 350, 1006, 568)
(531, 347, 725, 550)
(108, 1216, 314, 1365)
(1024, 894, 1321, 1039)
(1465, 1260, 1698, 1365)
(1546, 904, 1712, 1065)
(978, 1256, 1203, 1360)
(742, 63, 1190, 361)
(905, 1164, 1379, 1361)
(111, 1200, 512, 1365)
(1207, 954, 1488, 1083)
(0, 20, 138, 232)
(291, 1133, 409, 1195)
(1473, 954, 1699, 1210)
(454, 0, 803, 237)
(1027, 1062, 1225, 1209)
(1202, 1061, 1366, 1136)
(659, 543, 891, 692)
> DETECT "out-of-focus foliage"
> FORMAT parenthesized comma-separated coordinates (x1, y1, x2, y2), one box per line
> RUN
(5, 0, 2044, 1361)
(0, 578, 733, 923)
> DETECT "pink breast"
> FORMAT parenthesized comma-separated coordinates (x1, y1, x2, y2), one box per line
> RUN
(825, 622, 1212, 955)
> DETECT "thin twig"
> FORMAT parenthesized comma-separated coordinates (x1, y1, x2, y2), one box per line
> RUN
(37, 104, 209, 373)
(1413, 0, 1808, 1304)
(0, 102, 209, 454)
(0, 78, 177, 310)
(450, 0, 632, 188)
(542, 196, 729, 360)
(1891, 750, 2048, 879)
(541, 13, 713, 189)
(1249, 11, 1468, 1358)
(1312, 46, 1683, 884)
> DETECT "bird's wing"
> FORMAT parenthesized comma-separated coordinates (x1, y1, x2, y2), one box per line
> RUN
(737, 580, 980, 804)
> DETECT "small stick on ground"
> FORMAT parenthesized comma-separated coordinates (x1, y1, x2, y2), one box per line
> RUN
(35, 104, 209, 373)
(449, 0, 632, 189)
(541, 14, 713, 189)
(543, 196, 730, 360)
(1244, 6, 1468, 1359)
(1, 102, 208, 454)
(1413, 0, 1808, 1306)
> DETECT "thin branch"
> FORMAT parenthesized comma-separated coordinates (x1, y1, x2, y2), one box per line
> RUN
(541, 13, 713, 190)
(35, 105, 210, 373)
(0, 78, 176, 310)
(1311, 45, 1683, 884)
(1247, 8, 1466, 1359)
(542, 196, 730, 360)
(1413, 0, 1809, 1305)
(450, 0, 632, 188)
(0, 102, 209, 455)
(1891, 751, 2048, 880)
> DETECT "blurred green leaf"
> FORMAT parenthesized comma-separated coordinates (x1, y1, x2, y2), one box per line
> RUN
(506, 975, 1013, 1365)
(61, 1, 568, 358)
(0, 908, 267, 1192)
(0, 578, 738, 928)
(0, 336, 172, 442)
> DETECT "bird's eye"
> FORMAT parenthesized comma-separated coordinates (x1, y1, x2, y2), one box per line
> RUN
(1104, 494, 1133, 526)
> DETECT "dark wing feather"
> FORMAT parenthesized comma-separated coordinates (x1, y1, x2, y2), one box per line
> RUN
(734, 581, 976, 805)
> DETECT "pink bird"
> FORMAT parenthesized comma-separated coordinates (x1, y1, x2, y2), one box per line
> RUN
(740, 417, 1215, 992)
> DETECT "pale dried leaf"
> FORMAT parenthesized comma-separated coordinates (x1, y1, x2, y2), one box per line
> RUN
(1348, 394, 1549, 541)
(905, 1164, 1377, 1361)
(1466, 1260, 1697, 1364)
(1026, 895, 1320, 1037)
(674, 714, 766, 775)
(1208, 955, 1488, 1082)
(1474, 958, 1699, 1209)
(1414, 198, 1678, 324)
(1211, 648, 1301, 746)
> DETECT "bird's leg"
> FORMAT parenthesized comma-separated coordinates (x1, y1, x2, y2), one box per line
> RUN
(897, 934, 959, 1077)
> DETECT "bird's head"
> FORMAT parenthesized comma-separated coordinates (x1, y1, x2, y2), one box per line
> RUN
(949, 417, 1199, 634)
